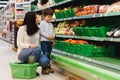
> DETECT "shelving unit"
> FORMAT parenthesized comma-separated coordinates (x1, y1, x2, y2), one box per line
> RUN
(51, 0, 120, 79)
(0, 1, 14, 43)
(34, 0, 120, 79)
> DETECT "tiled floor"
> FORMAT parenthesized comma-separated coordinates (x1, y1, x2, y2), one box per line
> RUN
(0, 39, 66, 80)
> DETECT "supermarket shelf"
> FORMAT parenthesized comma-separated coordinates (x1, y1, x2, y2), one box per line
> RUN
(75, 36, 105, 41)
(16, 14, 25, 16)
(51, 12, 120, 22)
(55, 0, 72, 6)
(56, 35, 75, 38)
(104, 11, 120, 17)
(30, 0, 35, 3)
(36, 0, 72, 11)
(104, 37, 120, 42)
(52, 49, 120, 71)
(52, 53, 120, 80)
(55, 35, 105, 41)
(55, 35, 120, 42)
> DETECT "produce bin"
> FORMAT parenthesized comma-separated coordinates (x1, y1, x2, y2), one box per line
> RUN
(55, 0, 64, 3)
(94, 26, 106, 37)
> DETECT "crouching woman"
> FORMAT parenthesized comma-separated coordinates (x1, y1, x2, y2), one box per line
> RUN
(17, 11, 49, 74)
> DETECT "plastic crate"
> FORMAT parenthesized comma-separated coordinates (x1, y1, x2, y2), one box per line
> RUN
(73, 27, 79, 35)
(105, 45, 115, 57)
(68, 44, 76, 54)
(55, 0, 64, 3)
(55, 12, 61, 19)
(93, 46, 106, 56)
(87, 27, 95, 36)
(10, 62, 39, 79)
(94, 26, 106, 37)
(69, 8, 75, 17)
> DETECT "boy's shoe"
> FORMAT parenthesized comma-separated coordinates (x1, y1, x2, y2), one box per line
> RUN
(47, 64, 54, 73)
(42, 67, 49, 74)
(12, 46, 17, 52)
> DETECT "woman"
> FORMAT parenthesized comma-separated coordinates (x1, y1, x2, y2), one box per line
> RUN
(17, 11, 49, 74)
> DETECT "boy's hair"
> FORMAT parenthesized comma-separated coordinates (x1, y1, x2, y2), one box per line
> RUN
(41, 0, 49, 5)
(35, 11, 42, 15)
(42, 8, 53, 16)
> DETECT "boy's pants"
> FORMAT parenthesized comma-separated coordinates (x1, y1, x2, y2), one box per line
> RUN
(41, 41, 53, 60)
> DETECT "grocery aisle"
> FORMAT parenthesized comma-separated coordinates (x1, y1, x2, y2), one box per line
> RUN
(0, 39, 66, 80)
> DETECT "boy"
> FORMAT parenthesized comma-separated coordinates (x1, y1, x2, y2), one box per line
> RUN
(40, 8, 55, 74)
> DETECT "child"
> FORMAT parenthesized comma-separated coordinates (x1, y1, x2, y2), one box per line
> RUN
(40, 8, 55, 73)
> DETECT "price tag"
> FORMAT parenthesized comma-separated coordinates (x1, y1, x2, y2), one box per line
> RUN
(73, 17, 76, 19)
(63, 52, 65, 54)
(80, 56, 83, 59)
(63, 18, 66, 20)
(63, 52, 67, 55)
(73, 54, 76, 57)
(88, 59, 91, 62)
(104, 13, 107, 16)
(94, 37, 97, 40)
(110, 38, 113, 41)
(100, 14, 103, 17)
(69, 17, 72, 20)
(93, 14, 95, 17)
(68, 53, 70, 56)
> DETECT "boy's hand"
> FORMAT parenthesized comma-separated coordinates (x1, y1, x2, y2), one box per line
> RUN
(52, 42, 56, 46)
(49, 36, 55, 40)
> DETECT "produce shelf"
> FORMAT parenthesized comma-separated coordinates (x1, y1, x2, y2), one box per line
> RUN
(104, 38, 120, 42)
(55, 35, 120, 42)
(75, 36, 105, 41)
(52, 49, 120, 71)
(52, 53, 120, 80)
(104, 12, 120, 17)
(55, 0, 72, 6)
(56, 35, 75, 38)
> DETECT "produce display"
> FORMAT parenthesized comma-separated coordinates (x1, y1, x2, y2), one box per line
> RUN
(107, 1, 120, 13)
(53, 39, 115, 57)
(50, 0, 120, 79)
(54, 1, 120, 19)
(55, 20, 86, 35)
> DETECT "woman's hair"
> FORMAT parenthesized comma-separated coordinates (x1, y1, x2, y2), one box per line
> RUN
(42, 8, 53, 16)
(22, 11, 39, 36)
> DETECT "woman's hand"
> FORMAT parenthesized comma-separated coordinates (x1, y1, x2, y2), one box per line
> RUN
(29, 44, 37, 48)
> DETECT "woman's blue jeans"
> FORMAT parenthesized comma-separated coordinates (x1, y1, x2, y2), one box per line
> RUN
(18, 47, 50, 67)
